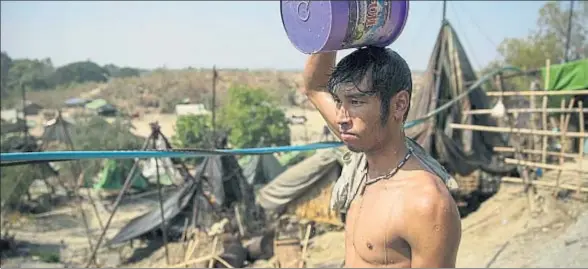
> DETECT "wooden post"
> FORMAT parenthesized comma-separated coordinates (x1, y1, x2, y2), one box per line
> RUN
(529, 80, 539, 159)
(85, 133, 153, 267)
(234, 204, 245, 237)
(486, 89, 588, 97)
(541, 59, 551, 165)
(577, 101, 585, 199)
(153, 128, 170, 265)
(211, 66, 218, 136)
(299, 224, 312, 268)
(208, 235, 219, 268)
(497, 72, 536, 212)
(554, 99, 576, 195)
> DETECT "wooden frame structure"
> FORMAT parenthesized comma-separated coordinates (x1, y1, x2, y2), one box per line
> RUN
(450, 60, 587, 208)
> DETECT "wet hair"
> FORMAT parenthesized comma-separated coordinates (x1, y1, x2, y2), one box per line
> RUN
(327, 46, 412, 125)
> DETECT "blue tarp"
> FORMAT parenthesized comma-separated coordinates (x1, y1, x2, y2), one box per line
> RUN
(65, 98, 89, 106)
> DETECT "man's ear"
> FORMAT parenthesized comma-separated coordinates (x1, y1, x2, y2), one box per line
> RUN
(392, 90, 410, 121)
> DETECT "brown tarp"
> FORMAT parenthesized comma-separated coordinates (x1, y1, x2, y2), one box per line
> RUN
(405, 21, 512, 176)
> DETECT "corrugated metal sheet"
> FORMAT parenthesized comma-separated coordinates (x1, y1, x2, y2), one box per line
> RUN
(175, 104, 211, 116)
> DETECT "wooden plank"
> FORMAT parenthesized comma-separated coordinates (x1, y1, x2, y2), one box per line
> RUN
(501, 177, 588, 193)
(486, 90, 588, 97)
(449, 123, 588, 138)
(504, 158, 588, 173)
(493, 147, 578, 159)
(463, 108, 588, 115)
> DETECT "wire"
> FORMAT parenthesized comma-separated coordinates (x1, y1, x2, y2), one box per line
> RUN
(455, 3, 501, 58)
(0, 66, 523, 165)
(449, 3, 483, 71)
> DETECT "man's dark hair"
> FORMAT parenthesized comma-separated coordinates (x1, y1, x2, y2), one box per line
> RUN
(327, 46, 412, 125)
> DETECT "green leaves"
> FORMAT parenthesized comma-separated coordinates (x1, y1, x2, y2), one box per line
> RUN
(220, 85, 290, 148)
(172, 85, 291, 151)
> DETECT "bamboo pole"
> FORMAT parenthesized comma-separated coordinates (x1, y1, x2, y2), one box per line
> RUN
(497, 73, 537, 213)
(529, 79, 540, 161)
(493, 147, 579, 158)
(298, 224, 312, 268)
(234, 204, 245, 237)
(503, 158, 587, 173)
(501, 177, 588, 193)
(85, 132, 153, 267)
(153, 131, 170, 266)
(208, 235, 219, 268)
(541, 59, 551, 165)
(486, 89, 588, 97)
(449, 123, 588, 138)
(577, 101, 585, 198)
(554, 99, 576, 194)
(463, 107, 588, 115)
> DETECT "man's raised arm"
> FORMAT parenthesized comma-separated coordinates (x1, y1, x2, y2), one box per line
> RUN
(301, 52, 341, 139)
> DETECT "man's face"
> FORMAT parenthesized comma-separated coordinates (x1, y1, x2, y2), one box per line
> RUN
(332, 78, 408, 153)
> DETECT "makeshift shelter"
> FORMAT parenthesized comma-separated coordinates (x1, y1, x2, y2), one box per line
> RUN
(23, 101, 43, 115)
(238, 154, 286, 187)
(85, 99, 108, 110)
(85, 99, 117, 116)
(541, 59, 588, 92)
(405, 21, 511, 178)
(139, 135, 186, 186)
(0, 136, 58, 208)
(107, 154, 253, 246)
(93, 159, 150, 191)
(64, 98, 89, 107)
(256, 149, 345, 226)
(41, 115, 76, 145)
(540, 59, 587, 142)
(1, 119, 32, 135)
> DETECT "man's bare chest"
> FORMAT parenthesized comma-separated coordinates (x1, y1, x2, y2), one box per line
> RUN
(344, 188, 411, 266)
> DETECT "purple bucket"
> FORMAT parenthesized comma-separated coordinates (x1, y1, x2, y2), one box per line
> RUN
(281, 0, 410, 54)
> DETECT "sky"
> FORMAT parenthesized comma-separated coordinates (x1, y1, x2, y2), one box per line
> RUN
(1, 1, 549, 71)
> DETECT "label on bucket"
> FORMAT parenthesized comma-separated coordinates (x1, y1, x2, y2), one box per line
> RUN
(342, 0, 392, 48)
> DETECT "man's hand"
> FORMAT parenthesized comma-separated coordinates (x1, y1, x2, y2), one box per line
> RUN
(301, 52, 341, 139)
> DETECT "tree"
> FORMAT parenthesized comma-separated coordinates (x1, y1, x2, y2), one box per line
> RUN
(52, 61, 109, 85)
(493, 1, 587, 71)
(220, 85, 290, 148)
(103, 64, 142, 78)
(481, 1, 587, 92)
(173, 85, 291, 151)
(172, 114, 215, 149)
(1, 52, 13, 97)
(6, 58, 55, 91)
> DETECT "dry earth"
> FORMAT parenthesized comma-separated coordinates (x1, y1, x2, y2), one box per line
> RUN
(3, 182, 587, 268)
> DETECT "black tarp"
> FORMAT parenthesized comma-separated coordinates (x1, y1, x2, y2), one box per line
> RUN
(107, 154, 250, 246)
(405, 21, 514, 176)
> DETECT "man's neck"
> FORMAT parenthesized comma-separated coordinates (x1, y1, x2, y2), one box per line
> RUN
(364, 135, 408, 179)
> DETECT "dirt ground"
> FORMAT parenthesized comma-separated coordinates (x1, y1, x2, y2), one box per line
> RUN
(2, 179, 587, 268)
(303, 184, 588, 268)
(9, 105, 588, 268)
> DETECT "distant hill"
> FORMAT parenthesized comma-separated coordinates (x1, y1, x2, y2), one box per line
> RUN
(23, 68, 425, 114)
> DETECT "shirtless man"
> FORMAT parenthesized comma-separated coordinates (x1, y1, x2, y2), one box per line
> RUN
(301, 47, 462, 268)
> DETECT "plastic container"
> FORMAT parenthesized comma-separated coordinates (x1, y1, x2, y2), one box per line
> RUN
(281, 0, 410, 54)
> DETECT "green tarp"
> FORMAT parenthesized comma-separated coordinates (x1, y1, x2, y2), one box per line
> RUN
(94, 159, 149, 190)
(541, 59, 588, 91)
(85, 99, 109, 110)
